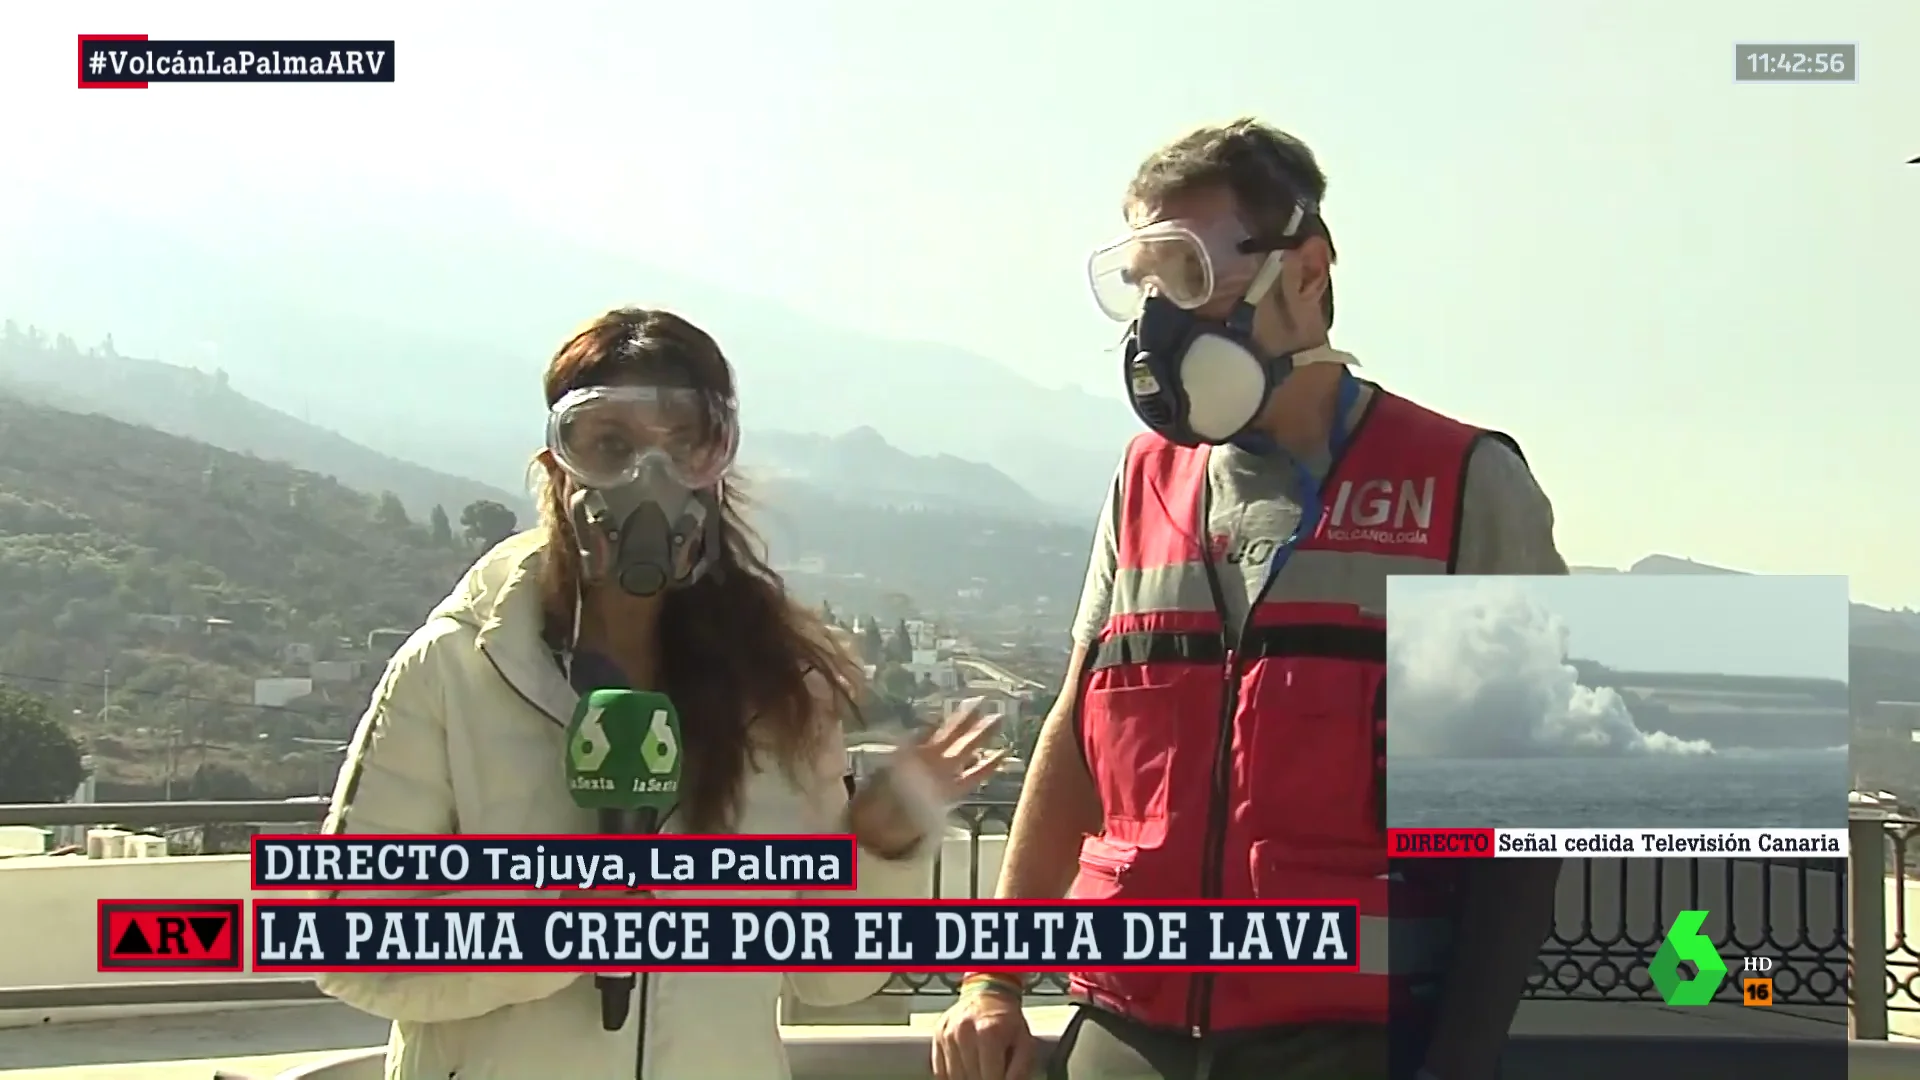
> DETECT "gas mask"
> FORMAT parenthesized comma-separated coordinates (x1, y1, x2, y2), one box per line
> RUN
(546, 382, 738, 597)
(1089, 203, 1346, 447)
(565, 469, 721, 597)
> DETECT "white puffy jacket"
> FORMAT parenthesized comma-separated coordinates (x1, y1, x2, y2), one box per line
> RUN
(316, 530, 936, 1079)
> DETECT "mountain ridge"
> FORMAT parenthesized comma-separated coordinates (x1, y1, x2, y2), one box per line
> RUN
(0, 324, 529, 521)
(1574, 553, 1920, 652)
(0, 321, 1049, 521)
(0, 391, 1093, 794)
(741, 426, 1049, 517)
(0, 195, 1129, 517)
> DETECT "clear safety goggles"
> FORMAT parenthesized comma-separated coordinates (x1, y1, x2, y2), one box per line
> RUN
(545, 384, 739, 490)
(1085, 206, 1308, 322)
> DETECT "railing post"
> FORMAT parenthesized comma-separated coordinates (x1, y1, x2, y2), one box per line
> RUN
(1851, 815, 1889, 1039)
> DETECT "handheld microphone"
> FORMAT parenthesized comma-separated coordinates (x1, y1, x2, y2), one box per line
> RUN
(564, 686, 684, 1032)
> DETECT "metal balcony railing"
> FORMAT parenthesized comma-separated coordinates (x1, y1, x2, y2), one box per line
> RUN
(0, 799, 1905, 1037)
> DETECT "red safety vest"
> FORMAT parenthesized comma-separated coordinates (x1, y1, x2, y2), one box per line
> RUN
(1069, 389, 1512, 1035)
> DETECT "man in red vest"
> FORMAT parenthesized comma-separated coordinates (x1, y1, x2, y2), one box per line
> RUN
(933, 118, 1566, 1080)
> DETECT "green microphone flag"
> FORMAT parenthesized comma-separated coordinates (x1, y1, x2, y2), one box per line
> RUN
(565, 688, 683, 812)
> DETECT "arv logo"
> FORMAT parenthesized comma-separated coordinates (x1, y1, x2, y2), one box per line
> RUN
(1325, 477, 1434, 545)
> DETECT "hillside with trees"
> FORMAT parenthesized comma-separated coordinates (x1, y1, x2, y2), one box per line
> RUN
(0, 320, 530, 520)
(12, 376, 1912, 806)
(749, 482, 1091, 627)
(0, 394, 1055, 802)
(0, 392, 513, 799)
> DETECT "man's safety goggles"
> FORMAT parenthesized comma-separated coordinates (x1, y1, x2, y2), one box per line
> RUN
(1085, 204, 1310, 321)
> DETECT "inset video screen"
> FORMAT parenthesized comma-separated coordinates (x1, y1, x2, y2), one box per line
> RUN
(1382, 574, 1850, 1080)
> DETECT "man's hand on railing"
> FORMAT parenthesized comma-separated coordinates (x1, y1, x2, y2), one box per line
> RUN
(933, 976, 1035, 1080)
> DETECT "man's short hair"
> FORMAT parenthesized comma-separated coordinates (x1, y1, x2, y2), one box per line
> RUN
(1126, 118, 1338, 326)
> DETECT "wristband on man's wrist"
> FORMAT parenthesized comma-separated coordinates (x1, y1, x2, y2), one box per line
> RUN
(959, 972, 1024, 1000)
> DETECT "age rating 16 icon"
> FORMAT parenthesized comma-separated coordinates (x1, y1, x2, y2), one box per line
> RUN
(1742, 956, 1775, 1007)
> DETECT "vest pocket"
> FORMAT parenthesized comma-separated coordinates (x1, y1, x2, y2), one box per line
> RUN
(1248, 838, 1384, 967)
(1078, 680, 1181, 830)
(1069, 834, 1135, 900)
(1070, 834, 1188, 902)
(1241, 659, 1381, 849)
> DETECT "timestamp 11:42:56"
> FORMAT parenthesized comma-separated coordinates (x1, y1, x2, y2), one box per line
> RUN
(1734, 43, 1857, 83)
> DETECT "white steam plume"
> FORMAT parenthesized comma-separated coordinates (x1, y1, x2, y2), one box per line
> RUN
(1386, 581, 1712, 758)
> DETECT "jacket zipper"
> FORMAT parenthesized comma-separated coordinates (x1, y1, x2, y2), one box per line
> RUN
(1189, 469, 1256, 1040)
(1188, 599, 1257, 1039)
(481, 644, 567, 730)
(483, 642, 653, 1070)
(1185, 387, 1360, 1042)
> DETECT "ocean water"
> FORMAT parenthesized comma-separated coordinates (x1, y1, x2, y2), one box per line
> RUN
(1386, 748, 1849, 829)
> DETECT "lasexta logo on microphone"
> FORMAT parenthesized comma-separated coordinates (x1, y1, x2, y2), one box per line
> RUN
(569, 702, 614, 773)
(565, 688, 683, 808)
(639, 707, 681, 790)
(98, 899, 244, 971)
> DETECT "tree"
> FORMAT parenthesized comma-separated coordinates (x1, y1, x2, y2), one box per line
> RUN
(855, 682, 914, 729)
(0, 684, 86, 802)
(1013, 692, 1056, 762)
(460, 499, 519, 548)
(887, 618, 914, 662)
(877, 591, 916, 622)
(879, 664, 919, 700)
(1014, 714, 1043, 763)
(428, 504, 454, 546)
(858, 620, 885, 665)
(183, 762, 259, 801)
(374, 491, 411, 530)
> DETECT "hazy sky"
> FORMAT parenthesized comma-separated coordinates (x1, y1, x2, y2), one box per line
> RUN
(2, 2, 1916, 605)
(1390, 574, 1852, 680)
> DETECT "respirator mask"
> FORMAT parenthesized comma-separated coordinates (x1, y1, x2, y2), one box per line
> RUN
(1087, 202, 1346, 446)
(545, 383, 738, 597)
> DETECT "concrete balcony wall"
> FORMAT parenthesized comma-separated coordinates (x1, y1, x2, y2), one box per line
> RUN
(225, 1032, 1920, 1080)
(0, 853, 290, 1028)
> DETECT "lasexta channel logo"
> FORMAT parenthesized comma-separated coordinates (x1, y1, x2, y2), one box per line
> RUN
(98, 899, 244, 972)
(1649, 909, 1727, 1005)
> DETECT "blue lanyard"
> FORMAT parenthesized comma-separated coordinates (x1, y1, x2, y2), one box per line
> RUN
(1235, 369, 1359, 605)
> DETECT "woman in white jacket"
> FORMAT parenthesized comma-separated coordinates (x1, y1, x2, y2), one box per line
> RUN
(317, 307, 1003, 1079)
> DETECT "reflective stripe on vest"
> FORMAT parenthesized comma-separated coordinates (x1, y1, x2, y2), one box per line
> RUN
(1070, 390, 1501, 1033)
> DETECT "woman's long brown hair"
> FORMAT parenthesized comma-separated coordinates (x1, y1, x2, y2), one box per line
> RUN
(534, 308, 864, 832)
